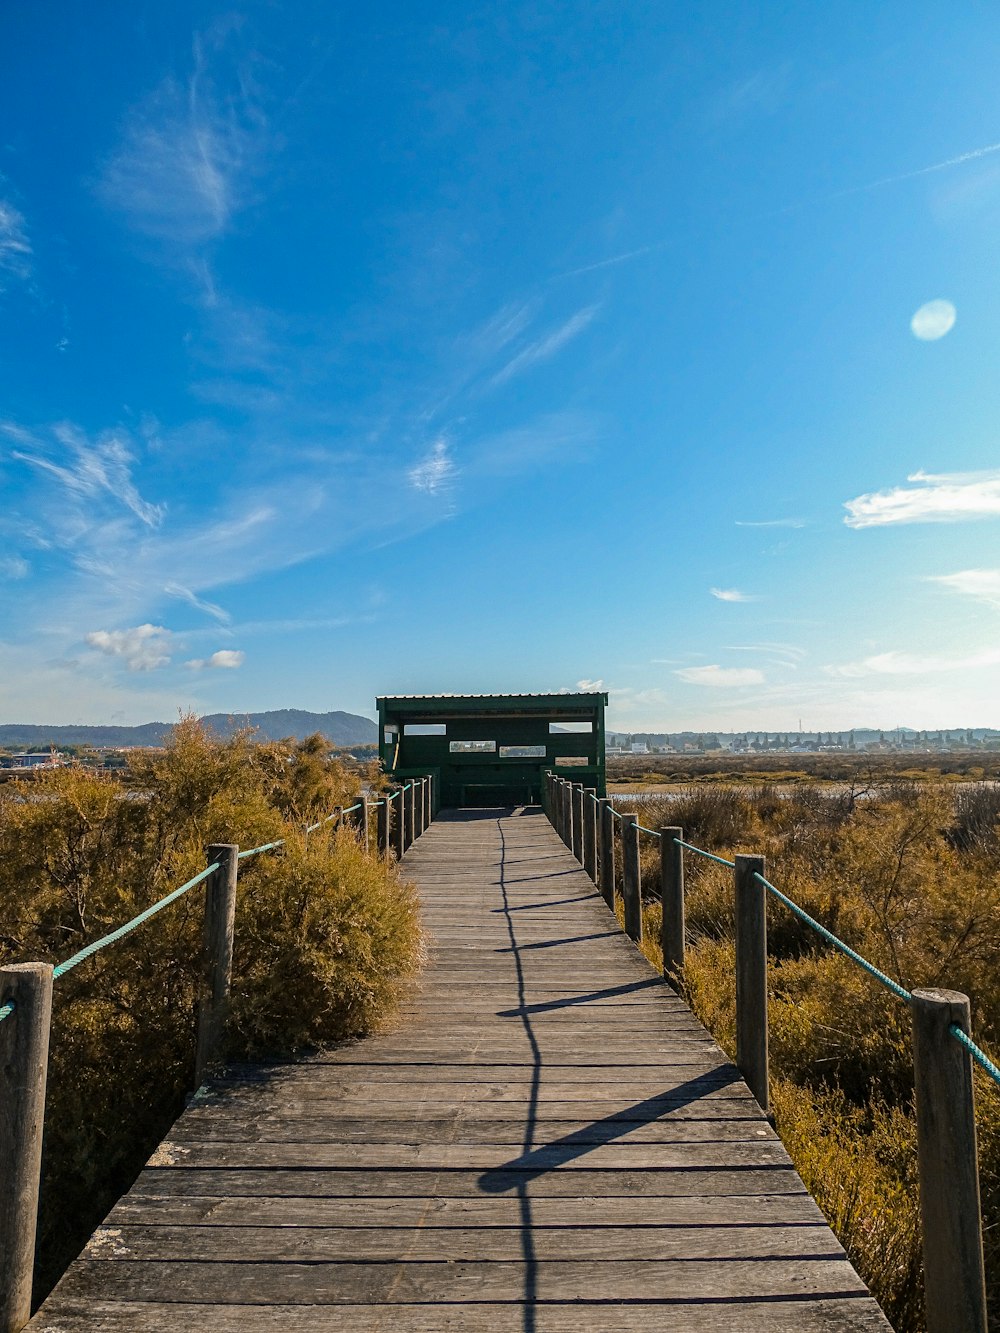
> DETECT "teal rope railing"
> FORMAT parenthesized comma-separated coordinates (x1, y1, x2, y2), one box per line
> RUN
(52, 863, 219, 980)
(950, 1026, 1000, 1089)
(674, 836, 735, 869)
(0, 1000, 13, 1023)
(636, 823, 661, 838)
(752, 870, 912, 1005)
(237, 838, 284, 860)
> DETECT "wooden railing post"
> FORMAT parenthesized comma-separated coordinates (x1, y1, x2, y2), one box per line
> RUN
(377, 797, 390, 858)
(195, 844, 239, 1087)
(598, 798, 614, 908)
(571, 784, 584, 862)
(0, 963, 53, 1333)
(393, 790, 405, 860)
(406, 783, 416, 849)
(620, 812, 641, 942)
(561, 780, 573, 849)
(423, 776, 432, 829)
(734, 854, 768, 1113)
(583, 789, 597, 882)
(331, 804, 343, 831)
(911, 988, 988, 1333)
(660, 826, 685, 981)
(357, 796, 370, 850)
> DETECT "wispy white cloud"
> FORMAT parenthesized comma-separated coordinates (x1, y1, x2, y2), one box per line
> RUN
(675, 665, 765, 687)
(710, 587, 758, 603)
(828, 647, 1000, 678)
(725, 642, 804, 670)
(468, 301, 537, 359)
(409, 438, 456, 495)
(12, 424, 163, 528)
(563, 140, 1000, 282)
(97, 34, 270, 262)
(0, 555, 29, 580)
(735, 518, 805, 529)
(186, 648, 244, 670)
(0, 198, 31, 286)
(464, 412, 594, 479)
(911, 299, 956, 341)
(830, 139, 1000, 202)
(165, 582, 231, 623)
(926, 569, 1000, 610)
(1, 420, 36, 445)
(557, 244, 664, 280)
(86, 624, 174, 671)
(491, 306, 598, 386)
(576, 678, 605, 691)
(844, 469, 1000, 528)
(726, 642, 806, 658)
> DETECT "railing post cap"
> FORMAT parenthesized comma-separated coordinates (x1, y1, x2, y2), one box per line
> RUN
(912, 987, 970, 1013)
(1, 961, 53, 981)
(660, 824, 682, 835)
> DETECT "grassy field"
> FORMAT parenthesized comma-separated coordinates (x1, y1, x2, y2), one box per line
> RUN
(607, 749, 1000, 790)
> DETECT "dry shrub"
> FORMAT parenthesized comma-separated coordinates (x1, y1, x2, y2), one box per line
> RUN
(622, 778, 1000, 1330)
(771, 1080, 923, 1331)
(952, 782, 1000, 855)
(0, 719, 421, 1301)
(229, 828, 422, 1054)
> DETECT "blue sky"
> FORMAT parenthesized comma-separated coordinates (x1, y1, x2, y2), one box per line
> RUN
(3, 2, 1000, 730)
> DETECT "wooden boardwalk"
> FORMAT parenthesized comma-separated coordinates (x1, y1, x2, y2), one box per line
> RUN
(30, 808, 890, 1331)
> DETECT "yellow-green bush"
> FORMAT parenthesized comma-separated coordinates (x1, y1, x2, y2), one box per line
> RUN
(0, 719, 421, 1302)
(617, 780, 1000, 1330)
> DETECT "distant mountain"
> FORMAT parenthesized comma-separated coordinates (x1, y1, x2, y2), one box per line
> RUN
(0, 709, 377, 750)
(200, 710, 377, 745)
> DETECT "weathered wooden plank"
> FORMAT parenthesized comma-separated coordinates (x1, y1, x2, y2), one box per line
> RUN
(52, 1255, 877, 1304)
(83, 1221, 846, 1262)
(107, 1193, 829, 1228)
(25, 1297, 896, 1332)
(128, 1165, 812, 1199)
(141, 1140, 794, 1169)
(168, 1115, 780, 1145)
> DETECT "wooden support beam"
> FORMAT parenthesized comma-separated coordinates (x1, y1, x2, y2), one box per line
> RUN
(598, 798, 614, 908)
(195, 844, 238, 1087)
(911, 988, 988, 1333)
(620, 812, 641, 942)
(660, 825, 685, 982)
(734, 854, 768, 1114)
(583, 788, 597, 882)
(377, 798, 390, 858)
(0, 962, 53, 1333)
(393, 790, 405, 860)
(571, 784, 584, 862)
